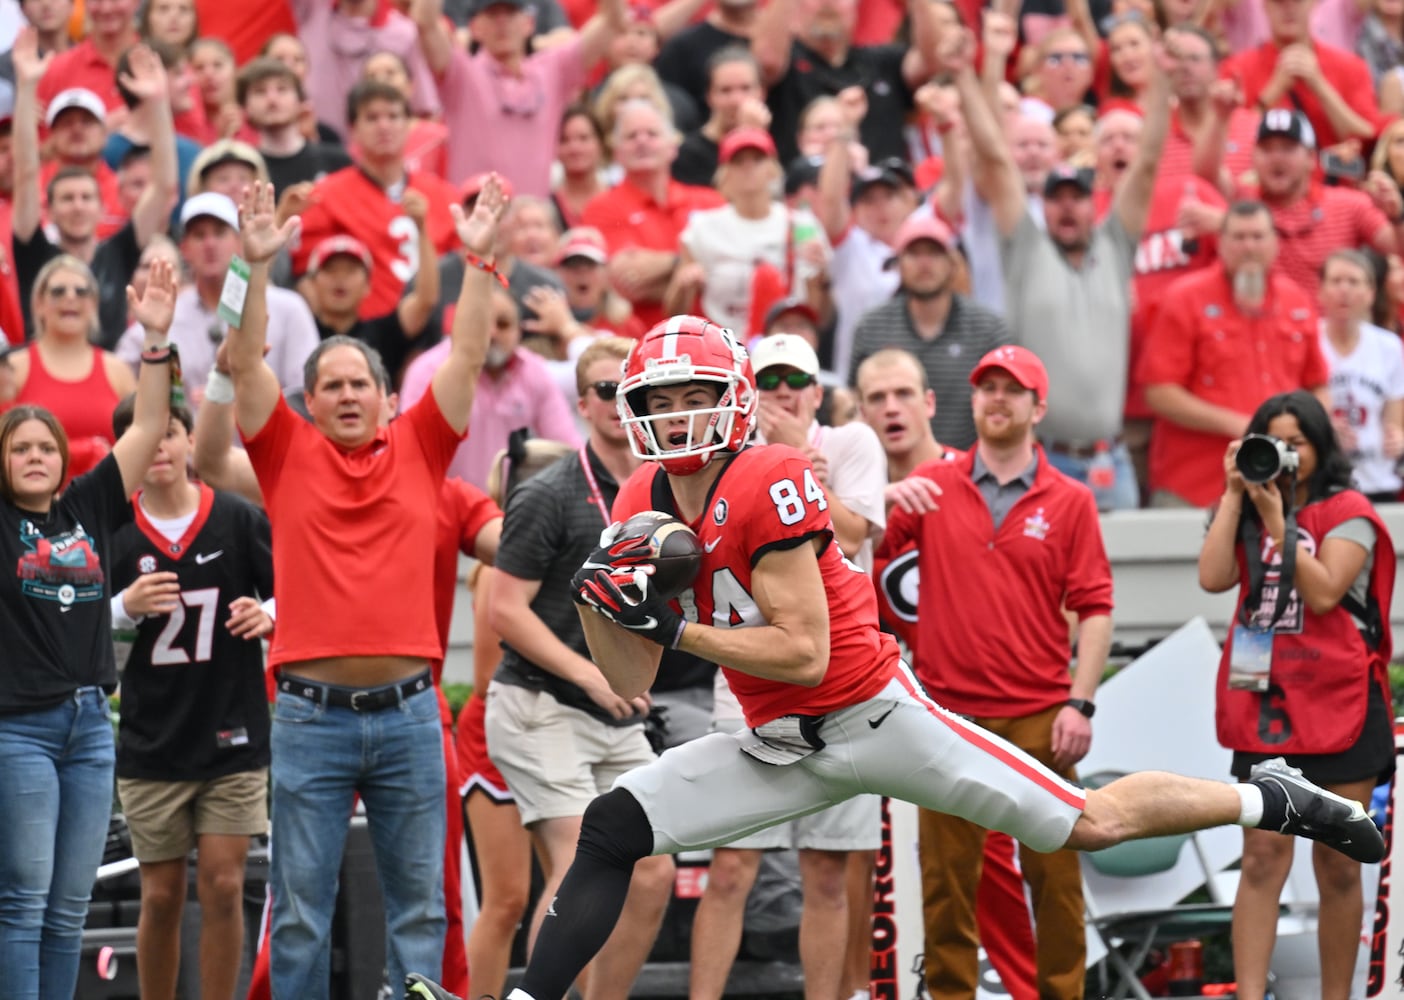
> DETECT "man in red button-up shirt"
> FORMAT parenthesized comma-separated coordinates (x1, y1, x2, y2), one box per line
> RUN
(1142, 200, 1330, 507)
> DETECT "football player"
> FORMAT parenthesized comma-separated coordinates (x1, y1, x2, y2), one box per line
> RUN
(406, 315, 1386, 1000)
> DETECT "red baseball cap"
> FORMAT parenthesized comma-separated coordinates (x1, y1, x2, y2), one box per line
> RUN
(555, 226, 609, 265)
(719, 127, 777, 164)
(969, 345, 1049, 400)
(890, 214, 955, 256)
(309, 235, 373, 273)
(461, 172, 514, 203)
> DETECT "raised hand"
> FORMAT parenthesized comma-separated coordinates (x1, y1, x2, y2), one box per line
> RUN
(119, 44, 169, 106)
(937, 25, 978, 76)
(402, 188, 429, 225)
(239, 180, 301, 264)
(449, 172, 509, 257)
(981, 10, 1017, 61)
(126, 257, 179, 334)
(12, 28, 52, 88)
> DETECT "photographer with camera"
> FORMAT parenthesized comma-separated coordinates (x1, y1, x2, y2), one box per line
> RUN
(1198, 389, 1395, 1000)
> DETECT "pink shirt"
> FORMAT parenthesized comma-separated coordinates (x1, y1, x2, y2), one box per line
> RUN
(438, 38, 586, 195)
(400, 343, 582, 488)
(295, 0, 441, 141)
(1221, 0, 1365, 54)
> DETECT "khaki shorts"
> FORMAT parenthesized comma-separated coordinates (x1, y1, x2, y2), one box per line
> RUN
(484, 681, 657, 826)
(118, 768, 269, 863)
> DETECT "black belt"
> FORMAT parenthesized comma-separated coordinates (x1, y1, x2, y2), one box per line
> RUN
(278, 671, 432, 712)
(1042, 437, 1120, 460)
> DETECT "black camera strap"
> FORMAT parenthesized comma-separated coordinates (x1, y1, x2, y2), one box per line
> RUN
(1238, 491, 1299, 633)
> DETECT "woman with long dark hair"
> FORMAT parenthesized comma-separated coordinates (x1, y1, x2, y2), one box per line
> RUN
(0, 260, 176, 1000)
(1198, 389, 1394, 1000)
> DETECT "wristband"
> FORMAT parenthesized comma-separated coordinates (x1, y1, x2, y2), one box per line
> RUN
(204, 369, 235, 405)
(140, 346, 172, 364)
(464, 251, 509, 289)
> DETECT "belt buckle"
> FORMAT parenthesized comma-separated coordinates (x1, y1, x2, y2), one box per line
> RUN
(350, 689, 373, 712)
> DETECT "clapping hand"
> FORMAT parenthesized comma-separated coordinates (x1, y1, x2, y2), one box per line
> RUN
(450, 172, 509, 257)
(126, 257, 179, 335)
(238, 181, 301, 265)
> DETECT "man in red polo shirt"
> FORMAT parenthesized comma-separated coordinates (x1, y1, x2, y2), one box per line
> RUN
(1220, 0, 1379, 151)
(876, 344, 1112, 1000)
(582, 98, 724, 329)
(290, 79, 460, 320)
(1240, 110, 1397, 299)
(226, 174, 507, 1000)
(38, 0, 139, 113)
(1141, 200, 1330, 508)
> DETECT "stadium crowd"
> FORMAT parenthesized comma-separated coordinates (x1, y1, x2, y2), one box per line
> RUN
(0, 0, 1400, 997)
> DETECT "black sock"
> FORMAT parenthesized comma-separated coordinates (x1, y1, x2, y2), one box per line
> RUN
(515, 789, 655, 1000)
(1252, 775, 1290, 831)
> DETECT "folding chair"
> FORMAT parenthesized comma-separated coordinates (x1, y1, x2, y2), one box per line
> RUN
(1082, 772, 1239, 1000)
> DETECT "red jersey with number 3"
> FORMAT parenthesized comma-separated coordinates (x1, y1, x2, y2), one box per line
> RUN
(613, 444, 900, 727)
(291, 166, 461, 319)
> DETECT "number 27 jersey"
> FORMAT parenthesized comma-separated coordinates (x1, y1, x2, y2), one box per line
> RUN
(613, 445, 899, 727)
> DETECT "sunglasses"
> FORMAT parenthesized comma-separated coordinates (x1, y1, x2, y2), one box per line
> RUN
(1045, 51, 1091, 66)
(46, 284, 95, 299)
(756, 371, 817, 391)
(589, 380, 619, 401)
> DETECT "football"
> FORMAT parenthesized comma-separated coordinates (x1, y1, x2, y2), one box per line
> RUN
(616, 511, 703, 602)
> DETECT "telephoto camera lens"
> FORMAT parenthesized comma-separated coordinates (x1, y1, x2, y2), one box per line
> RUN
(1235, 434, 1299, 484)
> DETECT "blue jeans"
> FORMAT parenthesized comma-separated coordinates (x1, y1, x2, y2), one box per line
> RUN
(1043, 441, 1141, 511)
(0, 687, 116, 1000)
(268, 684, 446, 1000)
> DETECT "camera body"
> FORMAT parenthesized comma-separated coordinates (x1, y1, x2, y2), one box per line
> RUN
(1236, 434, 1299, 483)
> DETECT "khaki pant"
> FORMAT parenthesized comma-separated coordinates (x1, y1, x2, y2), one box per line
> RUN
(918, 705, 1086, 1000)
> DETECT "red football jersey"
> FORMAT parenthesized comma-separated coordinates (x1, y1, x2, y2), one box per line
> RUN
(613, 445, 900, 727)
(291, 166, 462, 319)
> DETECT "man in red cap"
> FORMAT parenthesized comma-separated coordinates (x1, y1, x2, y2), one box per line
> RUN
(878, 344, 1114, 1000)
(847, 214, 1010, 451)
(305, 195, 443, 385)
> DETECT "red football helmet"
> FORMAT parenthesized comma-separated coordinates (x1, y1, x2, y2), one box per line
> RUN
(618, 315, 757, 475)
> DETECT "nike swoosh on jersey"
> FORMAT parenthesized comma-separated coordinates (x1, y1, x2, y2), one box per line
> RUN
(868, 707, 896, 729)
(194, 551, 224, 565)
(704, 538, 721, 553)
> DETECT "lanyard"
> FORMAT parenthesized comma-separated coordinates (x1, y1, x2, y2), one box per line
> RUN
(579, 448, 610, 524)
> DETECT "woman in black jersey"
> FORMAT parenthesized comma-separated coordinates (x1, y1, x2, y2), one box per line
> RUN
(0, 259, 177, 1000)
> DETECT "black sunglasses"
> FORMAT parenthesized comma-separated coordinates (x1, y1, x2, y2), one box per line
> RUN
(589, 380, 619, 401)
(756, 371, 817, 391)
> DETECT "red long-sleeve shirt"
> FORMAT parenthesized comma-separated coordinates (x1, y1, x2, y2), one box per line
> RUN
(877, 448, 1113, 718)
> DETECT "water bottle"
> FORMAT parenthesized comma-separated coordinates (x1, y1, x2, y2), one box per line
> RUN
(1088, 442, 1116, 511)
(792, 213, 821, 287)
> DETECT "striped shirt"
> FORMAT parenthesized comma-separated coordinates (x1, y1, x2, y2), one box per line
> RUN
(1244, 184, 1390, 299)
(847, 293, 1012, 450)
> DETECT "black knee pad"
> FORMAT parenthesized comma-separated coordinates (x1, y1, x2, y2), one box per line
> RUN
(576, 787, 655, 870)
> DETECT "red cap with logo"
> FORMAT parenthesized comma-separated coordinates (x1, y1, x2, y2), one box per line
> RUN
(969, 345, 1050, 400)
(309, 235, 374, 273)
